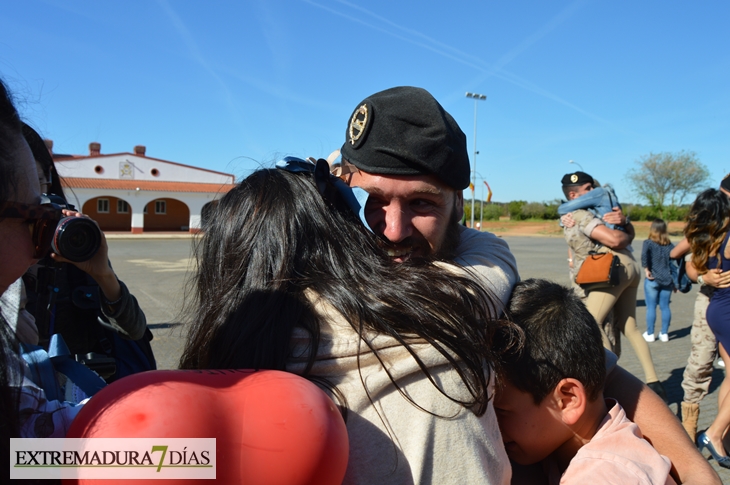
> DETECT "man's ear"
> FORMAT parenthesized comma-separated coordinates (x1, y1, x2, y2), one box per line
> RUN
(567, 189, 579, 200)
(454, 190, 464, 220)
(552, 378, 586, 426)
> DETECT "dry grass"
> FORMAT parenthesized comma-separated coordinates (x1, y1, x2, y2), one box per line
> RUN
(476, 219, 686, 241)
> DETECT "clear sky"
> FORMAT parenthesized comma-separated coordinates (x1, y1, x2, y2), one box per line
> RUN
(1, 0, 728, 204)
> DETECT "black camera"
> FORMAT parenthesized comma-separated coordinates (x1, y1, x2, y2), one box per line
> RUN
(42, 194, 102, 262)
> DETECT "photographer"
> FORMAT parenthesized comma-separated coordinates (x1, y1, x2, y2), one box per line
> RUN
(21, 123, 155, 382)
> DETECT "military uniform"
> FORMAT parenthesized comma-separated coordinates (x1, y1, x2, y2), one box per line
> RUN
(563, 209, 659, 384)
(682, 288, 717, 404)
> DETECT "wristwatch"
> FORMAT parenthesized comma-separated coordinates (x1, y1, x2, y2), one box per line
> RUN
(697, 275, 706, 286)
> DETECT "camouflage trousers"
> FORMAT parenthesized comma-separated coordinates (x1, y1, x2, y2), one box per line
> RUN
(681, 292, 717, 404)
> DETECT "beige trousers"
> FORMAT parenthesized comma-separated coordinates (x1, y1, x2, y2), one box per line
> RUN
(585, 251, 659, 383)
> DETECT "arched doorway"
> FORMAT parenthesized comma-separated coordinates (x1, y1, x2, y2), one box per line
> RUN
(82, 196, 132, 231)
(144, 198, 190, 231)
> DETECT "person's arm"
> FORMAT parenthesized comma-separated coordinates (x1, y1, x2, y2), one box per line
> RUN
(557, 187, 607, 216)
(687, 260, 730, 288)
(588, 223, 633, 250)
(51, 210, 147, 340)
(605, 366, 722, 484)
(670, 238, 690, 259)
(450, 226, 520, 312)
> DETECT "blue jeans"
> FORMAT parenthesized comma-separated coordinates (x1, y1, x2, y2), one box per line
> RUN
(644, 277, 672, 335)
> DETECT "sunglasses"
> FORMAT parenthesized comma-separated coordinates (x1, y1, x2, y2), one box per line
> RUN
(0, 201, 63, 258)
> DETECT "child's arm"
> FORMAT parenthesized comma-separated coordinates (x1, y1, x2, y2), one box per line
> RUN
(557, 187, 607, 215)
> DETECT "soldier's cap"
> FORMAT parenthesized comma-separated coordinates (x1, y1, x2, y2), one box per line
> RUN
(340, 86, 470, 190)
(721, 173, 730, 193)
(561, 171, 594, 187)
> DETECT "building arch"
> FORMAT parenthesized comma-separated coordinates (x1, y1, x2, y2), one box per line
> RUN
(143, 197, 190, 231)
(82, 195, 132, 231)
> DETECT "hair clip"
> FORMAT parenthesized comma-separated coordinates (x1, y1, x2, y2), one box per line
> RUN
(276, 157, 372, 232)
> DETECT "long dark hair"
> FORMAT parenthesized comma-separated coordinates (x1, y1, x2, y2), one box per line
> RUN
(179, 167, 516, 416)
(686, 188, 730, 272)
(0, 79, 23, 203)
(22, 122, 65, 197)
(0, 77, 25, 477)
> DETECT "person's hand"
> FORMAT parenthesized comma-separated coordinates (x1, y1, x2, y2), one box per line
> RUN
(561, 213, 576, 228)
(602, 207, 627, 226)
(50, 210, 110, 276)
(50, 210, 121, 301)
(645, 268, 654, 280)
(702, 268, 730, 289)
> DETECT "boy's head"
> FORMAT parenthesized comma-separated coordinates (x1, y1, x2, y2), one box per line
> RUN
(494, 279, 606, 465)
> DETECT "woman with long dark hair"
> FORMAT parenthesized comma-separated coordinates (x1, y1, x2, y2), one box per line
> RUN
(179, 160, 518, 484)
(686, 189, 730, 468)
(0, 79, 90, 485)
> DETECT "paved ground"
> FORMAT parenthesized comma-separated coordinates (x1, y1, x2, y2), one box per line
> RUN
(106, 234, 728, 482)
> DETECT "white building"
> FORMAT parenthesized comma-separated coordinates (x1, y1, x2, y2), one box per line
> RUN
(53, 142, 236, 233)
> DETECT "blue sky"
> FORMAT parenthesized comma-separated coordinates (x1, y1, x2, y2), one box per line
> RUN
(1, 0, 728, 204)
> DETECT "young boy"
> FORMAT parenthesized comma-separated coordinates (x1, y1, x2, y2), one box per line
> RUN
(494, 279, 676, 484)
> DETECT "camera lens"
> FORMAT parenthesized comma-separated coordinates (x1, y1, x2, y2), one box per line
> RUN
(51, 217, 102, 262)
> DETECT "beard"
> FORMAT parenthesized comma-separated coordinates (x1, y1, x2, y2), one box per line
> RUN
(378, 205, 462, 263)
(432, 206, 462, 261)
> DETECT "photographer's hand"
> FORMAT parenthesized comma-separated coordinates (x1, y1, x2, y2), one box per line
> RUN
(51, 210, 122, 302)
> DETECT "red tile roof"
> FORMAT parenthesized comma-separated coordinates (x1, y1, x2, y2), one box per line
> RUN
(61, 178, 236, 194)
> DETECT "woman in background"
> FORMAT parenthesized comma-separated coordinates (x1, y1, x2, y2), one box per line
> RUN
(686, 189, 730, 468)
(641, 219, 676, 343)
(0, 77, 83, 450)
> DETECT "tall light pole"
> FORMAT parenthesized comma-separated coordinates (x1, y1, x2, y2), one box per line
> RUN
(569, 159, 584, 171)
(466, 92, 486, 228)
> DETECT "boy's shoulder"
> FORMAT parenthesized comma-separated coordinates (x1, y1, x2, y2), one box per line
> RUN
(557, 400, 676, 484)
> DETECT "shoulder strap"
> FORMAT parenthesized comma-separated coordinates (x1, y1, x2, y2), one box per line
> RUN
(20, 334, 107, 401)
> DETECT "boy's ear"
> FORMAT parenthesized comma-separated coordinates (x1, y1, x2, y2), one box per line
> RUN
(552, 378, 586, 426)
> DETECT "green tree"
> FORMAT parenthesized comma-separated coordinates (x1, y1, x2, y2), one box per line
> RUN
(520, 202, 546, 220)
(625, 150, 709, 217)
(508, 200, 526, 220)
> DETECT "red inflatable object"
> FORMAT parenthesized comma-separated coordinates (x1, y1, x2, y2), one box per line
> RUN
(64, 369, 349, 485)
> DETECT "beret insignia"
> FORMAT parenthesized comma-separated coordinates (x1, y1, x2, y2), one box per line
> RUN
(570, 174, 578, 183)
(348, 104, 369, 147)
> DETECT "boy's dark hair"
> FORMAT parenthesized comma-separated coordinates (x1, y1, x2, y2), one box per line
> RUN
(500, 278, 605, 404)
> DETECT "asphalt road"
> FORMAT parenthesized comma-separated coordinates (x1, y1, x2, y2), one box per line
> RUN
(105, 235, 728, 482)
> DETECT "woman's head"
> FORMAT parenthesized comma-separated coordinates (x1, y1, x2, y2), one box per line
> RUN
(22, 122, 63, 196)
(182, 167, 386, 370)
(648, 219, 670, 245)
(0, 80, 47, 295)
(685, 188, 730, 272)
(181, 165, 510, 416)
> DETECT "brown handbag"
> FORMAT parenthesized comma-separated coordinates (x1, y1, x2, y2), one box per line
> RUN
(575, 251, 620, 289)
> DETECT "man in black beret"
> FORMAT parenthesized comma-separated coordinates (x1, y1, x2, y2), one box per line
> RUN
(338, 86, 517, 310)
(561, 171, 594, 195)
(336, 87, 717, 484)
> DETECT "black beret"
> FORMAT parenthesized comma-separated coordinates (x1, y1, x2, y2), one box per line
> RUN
(561, 171, 594, 187)
(340, 86, 470, 190)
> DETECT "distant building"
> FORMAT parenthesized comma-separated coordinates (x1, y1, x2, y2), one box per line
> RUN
(51, 142, 236, 233)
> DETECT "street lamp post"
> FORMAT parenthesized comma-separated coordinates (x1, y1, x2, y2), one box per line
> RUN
(569, 159, 584, 172)
(465, 92, 486, 229)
